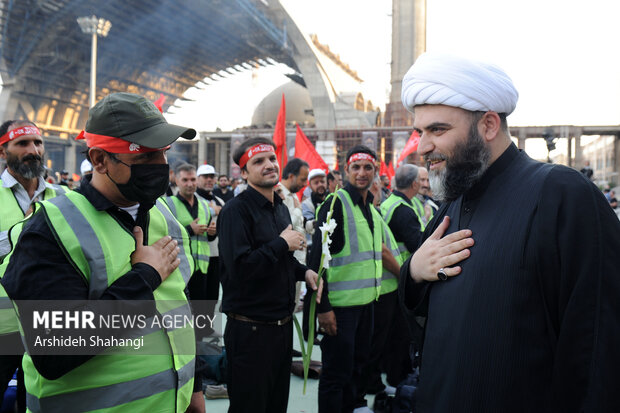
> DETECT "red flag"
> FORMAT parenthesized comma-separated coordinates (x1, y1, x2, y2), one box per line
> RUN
(379, 161, 388, 177)
(387, 161, 395, 181)
(295, 124, 329, 201)
(294, 124, 328, 172)
(396, 131, 421, 167)
(153, 94, 165, 113)
(273, 94, 287, 179)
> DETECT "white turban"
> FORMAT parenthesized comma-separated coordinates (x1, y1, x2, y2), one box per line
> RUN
(401, 53, 518, 115)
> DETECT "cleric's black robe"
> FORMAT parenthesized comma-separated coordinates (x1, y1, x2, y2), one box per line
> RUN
(401, 144, 620, 413)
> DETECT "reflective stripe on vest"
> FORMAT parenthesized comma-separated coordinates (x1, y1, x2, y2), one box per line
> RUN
(0, 185, 64, 336)
(0, 219, 25, 336)
(26, 356, 196, 413)
(326, 190, 382, 306)
(0, 180, 64, 232)
(381, 193, 424, 264)
(163, 195, 211, 273)
(380, 219, 402, 295)
(22, 192, 195, 412)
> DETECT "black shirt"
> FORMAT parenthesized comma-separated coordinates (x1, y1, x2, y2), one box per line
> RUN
(213, 186, 234, 203)
(218, 185, 307, 321)
(308, 183, 375, 313)
(0, 176, 203, 388)
(388, 190, 423, 252)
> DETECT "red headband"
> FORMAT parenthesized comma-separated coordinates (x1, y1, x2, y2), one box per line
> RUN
(347, 152, 376, 165)
(0, 126, 41, 146)
(238, 144, 275, 168)
(76, 131, 165, 154)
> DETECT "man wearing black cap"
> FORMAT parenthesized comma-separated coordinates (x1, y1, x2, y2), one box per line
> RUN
(1, 93, 205, 412)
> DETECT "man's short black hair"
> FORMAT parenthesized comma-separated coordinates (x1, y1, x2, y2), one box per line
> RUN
(282, 158, 309, 180)
(0, 120, 37, 148)
(345, 145, 377, 164)
(232, 137, 275, 170)
(218, 174, 229, 180)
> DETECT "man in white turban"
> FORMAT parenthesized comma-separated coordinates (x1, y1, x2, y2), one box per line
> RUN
(399, 53, 620, 413)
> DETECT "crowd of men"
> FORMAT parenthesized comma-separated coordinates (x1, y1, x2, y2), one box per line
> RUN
(0, 52, 619, 413)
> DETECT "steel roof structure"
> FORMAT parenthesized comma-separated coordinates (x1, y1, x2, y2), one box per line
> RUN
(0, 0, 297, 134)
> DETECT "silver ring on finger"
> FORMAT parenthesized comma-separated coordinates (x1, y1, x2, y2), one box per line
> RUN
(437, 268, 448, 281)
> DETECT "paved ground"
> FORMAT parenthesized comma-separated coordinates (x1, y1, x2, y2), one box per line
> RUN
(201, 313, 378, 412)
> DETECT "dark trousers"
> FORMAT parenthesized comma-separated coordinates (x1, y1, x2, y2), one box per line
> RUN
(383, 306, 413, 386)
(205, 257, 221, 335)
(319, 304, 374, 413)
(188, 259, 221, 339)
(0, 333, 25, 413)
(224, 317, 293, 413)
(361, 291, 398, 396)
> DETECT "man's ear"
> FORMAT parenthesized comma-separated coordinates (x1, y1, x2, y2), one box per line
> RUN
(89, 148, 109, 174)
(480, 111, 502, 142)
(0, 144, 6, 160)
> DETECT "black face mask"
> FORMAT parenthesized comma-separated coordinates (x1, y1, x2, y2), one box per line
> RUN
(108, 162, 170, 205)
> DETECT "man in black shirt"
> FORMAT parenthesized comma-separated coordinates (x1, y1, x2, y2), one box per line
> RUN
(213, 174, 234, 202)
(218, 136, 321, 413)
(399, 53, 620, 412)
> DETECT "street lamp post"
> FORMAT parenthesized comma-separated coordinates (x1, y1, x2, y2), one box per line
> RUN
(77, 16, 112, 108)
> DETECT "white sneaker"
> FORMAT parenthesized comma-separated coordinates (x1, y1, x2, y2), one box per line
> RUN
(204, 384, 228, 399)
(352, 407, 373, 413)
(384, 385, 397, 396)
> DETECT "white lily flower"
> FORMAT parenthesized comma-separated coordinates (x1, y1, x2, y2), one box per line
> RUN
(319, 219, 337, 269)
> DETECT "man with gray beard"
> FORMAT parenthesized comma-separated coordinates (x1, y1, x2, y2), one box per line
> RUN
(0, 120, 67, 257)
(399, 53, 620, 413)
(0, 119, 66, 412)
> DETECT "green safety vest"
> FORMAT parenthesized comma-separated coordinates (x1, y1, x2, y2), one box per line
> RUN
(18, 191, 196, 413)
(0, 219, 27, 336)
(0, 180, 66, 337)
(381, 193, 425, 264)
(0, 179, 67, 232)
(379, 218, 403, 295)
(163, 195, 211, 273)
(324, 189, 382, 307)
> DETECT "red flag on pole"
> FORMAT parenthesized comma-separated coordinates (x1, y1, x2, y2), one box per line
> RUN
(273, 94, 287, 179)
(387, 161, 395, 181)
(294, 124, 329, 172)
(396, 131, 421, 167)
(379, 161, 388, 177)
(295, 124, 329, 201)
(153, 94, 165, 113)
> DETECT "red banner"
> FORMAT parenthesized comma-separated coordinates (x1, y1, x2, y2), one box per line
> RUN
(273, 93, 287, 179)
(396, 131, 420, 167)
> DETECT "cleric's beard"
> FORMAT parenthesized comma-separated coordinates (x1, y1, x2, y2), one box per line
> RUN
(428, 124, 491, 202)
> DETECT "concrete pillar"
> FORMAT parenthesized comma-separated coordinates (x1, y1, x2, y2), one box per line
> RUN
(517, 128, 527, 150)
(198, 134, 207, 166)
(64, 139, 76, 174)
(614, 135, 620, 186)
(567, 135, 573, 168)
(219, 140, 230, 176)
(573, 133, 584, 168)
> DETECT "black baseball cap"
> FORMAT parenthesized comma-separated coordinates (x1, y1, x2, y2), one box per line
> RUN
(85, 92, 195, 148)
